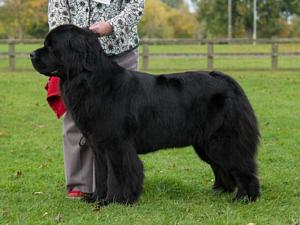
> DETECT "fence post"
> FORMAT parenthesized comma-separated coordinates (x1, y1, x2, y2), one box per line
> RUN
(8, 40, 16, 71)
(207, 42, 214, 70)
(271, 42, 278, 70)
(142, 43, 149, 71)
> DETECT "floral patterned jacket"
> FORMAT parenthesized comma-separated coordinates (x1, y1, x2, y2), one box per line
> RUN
(48, 0, 144, 55)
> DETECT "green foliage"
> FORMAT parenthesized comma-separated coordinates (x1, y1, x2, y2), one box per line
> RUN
(0, 0, 199, 39)
(290, 16, 300, 37)
(0, 21, 6, 38)
(139, 0, 175, 38)
(197, 0, 228, 38)
(25, 0, 48, 38)
(26, 22, 49, 38)
(0, 0, 48, 38)
(139, 0, 199, 38)
(161, 0, 182, 8)
(197, 0, 300, 38)
(169, 7, 200, 38)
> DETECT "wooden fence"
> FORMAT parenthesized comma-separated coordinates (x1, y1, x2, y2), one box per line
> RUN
(1, 38, 300, 71)
(140, 38, 300, 71)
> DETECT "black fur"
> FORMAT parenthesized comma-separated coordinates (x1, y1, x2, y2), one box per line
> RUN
(31, 24, 260, 206)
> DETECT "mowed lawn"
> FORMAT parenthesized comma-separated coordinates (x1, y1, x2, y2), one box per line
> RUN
(0, 53, 300, 225)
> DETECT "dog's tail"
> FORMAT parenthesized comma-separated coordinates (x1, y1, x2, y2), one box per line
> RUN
(208, 71, 260, 157)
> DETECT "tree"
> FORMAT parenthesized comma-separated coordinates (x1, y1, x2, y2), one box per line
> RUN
(197, 0, 228, 38)
(0, 0, 47, 38)
(25, 0, 48, 38)
(162, 0, 182, 8)
(139, 0, 175, 38)
(169, 6, 199, 38)
(0, 22, 5, 38)
(290, 16, 300, 37)
(162, 0, 198, 11)
(139, 0, 199, 38)
(197, 0, 300, 38)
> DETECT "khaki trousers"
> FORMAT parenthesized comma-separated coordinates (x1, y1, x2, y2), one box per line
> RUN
(62, 49, 139, 193)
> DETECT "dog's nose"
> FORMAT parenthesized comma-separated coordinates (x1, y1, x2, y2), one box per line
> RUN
(30, 51, 37, 59)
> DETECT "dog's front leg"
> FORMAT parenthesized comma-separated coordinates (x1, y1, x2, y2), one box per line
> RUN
(83, 149, 107, 203)
(99, 141, 144, 206)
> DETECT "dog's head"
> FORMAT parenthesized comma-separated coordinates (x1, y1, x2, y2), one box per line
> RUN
(30, 24, 101, 80)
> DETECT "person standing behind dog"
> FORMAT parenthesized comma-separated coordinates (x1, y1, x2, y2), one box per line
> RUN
(47, 0, 144, 198)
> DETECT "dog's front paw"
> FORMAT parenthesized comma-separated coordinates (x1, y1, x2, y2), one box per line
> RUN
(83, 192, 106, 203)
(212, 183, 235, 193)
(96, 199, 110, 207)
(82, 193, 97, 203)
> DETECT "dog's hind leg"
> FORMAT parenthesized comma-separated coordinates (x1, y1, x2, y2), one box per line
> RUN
(205, 131, 260, 202)
(231, 165, 260, 202)
(99, 140, 144, 206)
(193, 146, 236, 193)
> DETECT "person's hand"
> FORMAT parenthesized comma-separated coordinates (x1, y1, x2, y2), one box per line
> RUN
(89, 21, 113, 36)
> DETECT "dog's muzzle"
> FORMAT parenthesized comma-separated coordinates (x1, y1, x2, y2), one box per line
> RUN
(30, 51, 37, 59)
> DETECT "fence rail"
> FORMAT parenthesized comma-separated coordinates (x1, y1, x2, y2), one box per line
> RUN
(141, 38, 300, 71)
(1, 38, 300, 71)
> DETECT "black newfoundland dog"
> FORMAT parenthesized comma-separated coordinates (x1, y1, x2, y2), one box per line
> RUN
(31, 24, 260, 206)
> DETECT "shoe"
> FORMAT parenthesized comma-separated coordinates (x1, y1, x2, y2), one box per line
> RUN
(67, 189, 85, 199)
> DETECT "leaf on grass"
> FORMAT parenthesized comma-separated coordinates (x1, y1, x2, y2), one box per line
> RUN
(35, 124, 45, 128)
(55, 213, 63, 223)
(12, 171, 23, 179)
(0, 131, 7, 137)
(16, 171, 22, 176)
(92, 206, 102, 212)
(39, 164, 48, 169)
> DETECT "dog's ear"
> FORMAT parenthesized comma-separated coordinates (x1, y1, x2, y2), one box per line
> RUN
(84, 34, 103, 71)
(68, 33, 100, 72)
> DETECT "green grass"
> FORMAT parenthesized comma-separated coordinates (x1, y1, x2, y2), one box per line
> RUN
(0, 55, 300, 225)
